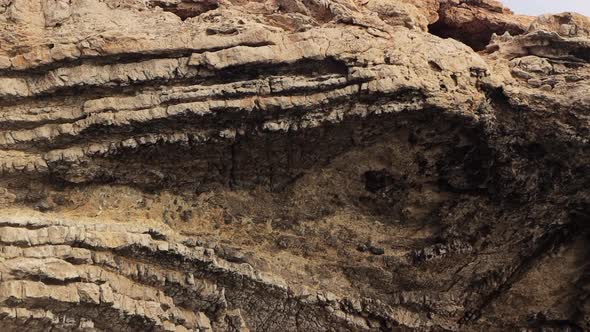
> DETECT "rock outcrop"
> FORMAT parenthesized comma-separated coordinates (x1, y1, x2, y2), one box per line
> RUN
(0, 0, 588, 331)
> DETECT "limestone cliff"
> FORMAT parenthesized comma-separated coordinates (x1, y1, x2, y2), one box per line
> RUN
(0, 0, 589, 331)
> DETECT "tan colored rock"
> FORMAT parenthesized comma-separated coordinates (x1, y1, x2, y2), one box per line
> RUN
(430, 0, 534, 50)
(529, 12, 590, 37)
(0, 0, 589, 331)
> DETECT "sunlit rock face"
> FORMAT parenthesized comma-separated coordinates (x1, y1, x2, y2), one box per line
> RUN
(0, 0, 589, 331)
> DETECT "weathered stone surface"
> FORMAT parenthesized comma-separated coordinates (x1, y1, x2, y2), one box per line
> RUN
(0, 0, 589, 331)
(430, 0, 534, 50)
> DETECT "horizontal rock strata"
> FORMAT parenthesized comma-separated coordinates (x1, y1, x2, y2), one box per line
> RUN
(0, 0, 589, 331)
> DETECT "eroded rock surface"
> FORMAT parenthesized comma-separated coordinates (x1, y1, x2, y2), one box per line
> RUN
(0, 0, 589, 331)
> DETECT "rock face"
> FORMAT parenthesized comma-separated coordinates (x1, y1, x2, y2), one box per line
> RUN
(0, 0, 589, 331)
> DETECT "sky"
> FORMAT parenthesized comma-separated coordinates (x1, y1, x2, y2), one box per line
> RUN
(500, 0, 590, 16)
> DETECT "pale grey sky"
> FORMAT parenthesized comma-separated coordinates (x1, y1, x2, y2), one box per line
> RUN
(500, 0, 590, 16)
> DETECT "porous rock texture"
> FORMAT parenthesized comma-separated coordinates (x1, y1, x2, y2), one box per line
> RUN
(0, 0, 589, 331)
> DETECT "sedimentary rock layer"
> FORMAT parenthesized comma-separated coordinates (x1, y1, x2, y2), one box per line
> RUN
(0, 0, 589, 331)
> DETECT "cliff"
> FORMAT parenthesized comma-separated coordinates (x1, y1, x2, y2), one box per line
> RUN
(0, 0, 589, 331)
